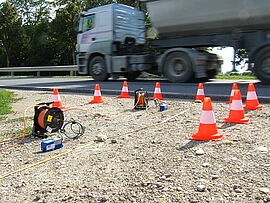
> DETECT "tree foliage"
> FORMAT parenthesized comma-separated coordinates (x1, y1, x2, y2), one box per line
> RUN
(49, 0, 83, 65)
(0, 1, 25, 67)
(8, 0, 53, 25)
(0, 0, 145, 67)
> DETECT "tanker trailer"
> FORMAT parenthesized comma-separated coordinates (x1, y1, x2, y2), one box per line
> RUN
(145, 0, 270, 83)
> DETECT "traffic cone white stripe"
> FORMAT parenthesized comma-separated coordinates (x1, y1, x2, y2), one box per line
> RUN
(231, 100, 244, 110)
(230, 90, 236, 96)
(246, 91, 257, 100)
(197, 89, 204, 95)
(95, 90, 101, 96)
(53, 95, 61, 101)
(200, 111, 216, 124)
(155, 88, 161, 94)
(122, 86, 128, 92)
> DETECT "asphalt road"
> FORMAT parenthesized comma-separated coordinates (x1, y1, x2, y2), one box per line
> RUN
(0, 77, 269, 103)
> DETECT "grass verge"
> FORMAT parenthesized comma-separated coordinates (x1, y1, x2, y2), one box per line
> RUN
(16, 126, 33, 135)
(0, 89, 17, 120)
(215, 75, 257, 80)
(6, 116, 33, 123)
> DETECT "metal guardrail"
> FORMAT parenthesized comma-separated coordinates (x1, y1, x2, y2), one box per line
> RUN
(0, 65, 78, 76)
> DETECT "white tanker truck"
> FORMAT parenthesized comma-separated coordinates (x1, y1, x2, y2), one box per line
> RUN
(76, 0, 270, 83)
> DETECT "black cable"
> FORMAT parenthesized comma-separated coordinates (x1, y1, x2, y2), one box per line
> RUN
(58, 120, 85, 139)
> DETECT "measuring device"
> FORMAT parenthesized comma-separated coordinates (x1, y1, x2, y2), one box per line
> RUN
(134, 88, 148, 110)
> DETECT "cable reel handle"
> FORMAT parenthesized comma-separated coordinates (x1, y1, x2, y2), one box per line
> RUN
(37, 101, 54, 106)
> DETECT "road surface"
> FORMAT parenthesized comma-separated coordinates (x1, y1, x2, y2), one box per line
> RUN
(0, 77, 269, 103)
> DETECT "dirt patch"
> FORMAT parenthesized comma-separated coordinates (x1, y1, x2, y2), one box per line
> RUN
(0, 89, 269, 202)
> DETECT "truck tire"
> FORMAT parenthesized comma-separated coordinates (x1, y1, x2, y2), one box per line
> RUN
(125, 71, 141, 81)
(163, 52, 193, 82)
(254, 48, 270, 84)
(88, 56, 109, 81)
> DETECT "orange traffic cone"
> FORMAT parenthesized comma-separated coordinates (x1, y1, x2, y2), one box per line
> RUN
(190, 97, 224, 141)
(223, 89, 250, 124)
(244, 83, 263, 110)
(52, 88, 65, 109)
(89, 84, 104, 104)
(150, 82, 164, 100)
(116, 81, 131, 98)
(193, 83, 205, 102)
(226, 83, 238, 103)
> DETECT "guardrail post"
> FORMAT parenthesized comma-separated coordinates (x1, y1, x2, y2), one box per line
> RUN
(70, 71, 76, 76)
(37, 71, 40, 77)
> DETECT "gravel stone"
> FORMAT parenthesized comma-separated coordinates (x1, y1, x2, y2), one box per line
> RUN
(33, 196, 41, 202)
(110, 139, 117, 144)
(211, 175, 219, 180)
(195, 148, 205, 155)
(256, 146, 268, 153)
(234, 188, 243, 193)
(202, 163, 210, 167)
(196, 185, 206, 192)
(95, 135, 107, 142)
(0, 89, 269, 202)
(176, 187, 182, 191)
(259, 187, 270, 194)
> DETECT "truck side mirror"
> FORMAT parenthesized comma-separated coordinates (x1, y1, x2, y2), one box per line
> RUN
(74, 25, 80, 33)
(73, 14, 80, 33)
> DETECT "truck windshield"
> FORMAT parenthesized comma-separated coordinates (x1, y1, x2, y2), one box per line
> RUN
(79, 14, 95, 33)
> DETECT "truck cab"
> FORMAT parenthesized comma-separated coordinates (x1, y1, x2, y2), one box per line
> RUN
(76, 4, 152, 81)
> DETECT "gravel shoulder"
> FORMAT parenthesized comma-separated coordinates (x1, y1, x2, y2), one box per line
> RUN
(0, 89, 269, 203)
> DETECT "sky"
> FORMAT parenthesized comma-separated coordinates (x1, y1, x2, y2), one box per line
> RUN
(212, 47, 248, 74)
(212, 47, 235, 74)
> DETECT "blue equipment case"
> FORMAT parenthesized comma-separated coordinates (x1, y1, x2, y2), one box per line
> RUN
(41, 137, 63, 152)
(160, 104, 168, 111)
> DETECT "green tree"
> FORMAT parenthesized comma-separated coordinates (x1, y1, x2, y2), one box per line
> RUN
(23, 20, 52, 66)
(6, 0, 54, 66)
(48, 0, 83, 65)
(8, 0, 52, 26)
(0, 2, 26, 67)
(0, 0, 146, 67)
(82, 0, 142, 10)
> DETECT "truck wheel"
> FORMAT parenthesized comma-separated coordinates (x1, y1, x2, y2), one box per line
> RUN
(125, 71, 141, 81)
(254, 48, 270, 84)
(89, 56, 109, 81)
(164, 52, 193, 82)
